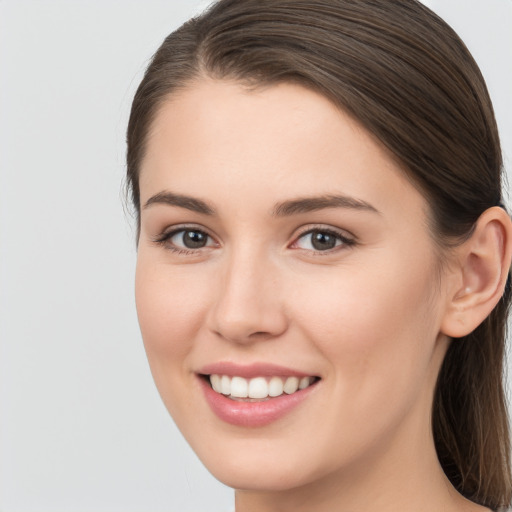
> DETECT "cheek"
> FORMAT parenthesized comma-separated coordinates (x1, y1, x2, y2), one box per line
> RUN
(135, 255, 209, 368)
(291, 254, 440, 401)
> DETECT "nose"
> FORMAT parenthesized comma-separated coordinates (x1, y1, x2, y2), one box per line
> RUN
(207, 249, 288, 344)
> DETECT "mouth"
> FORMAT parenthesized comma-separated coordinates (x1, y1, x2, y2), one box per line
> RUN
(204, 374, 320, 401)
(197, 363, 321, 426)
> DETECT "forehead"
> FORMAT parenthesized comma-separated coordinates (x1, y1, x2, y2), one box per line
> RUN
(139, 79, 427, 220)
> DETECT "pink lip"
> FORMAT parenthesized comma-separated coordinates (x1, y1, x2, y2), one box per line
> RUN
(198, 361, 313, 379)
(197, 362, 319, 428)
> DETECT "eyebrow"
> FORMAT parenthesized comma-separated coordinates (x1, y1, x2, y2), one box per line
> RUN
(143, 191, 379, 217)
(272, 194, 380, 216)
(143, 191, 216, 215)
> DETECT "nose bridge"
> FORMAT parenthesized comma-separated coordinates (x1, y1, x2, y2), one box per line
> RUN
(209, 244, 287, 343)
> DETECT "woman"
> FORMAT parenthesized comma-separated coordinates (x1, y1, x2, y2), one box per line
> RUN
(126, 1, 512, 510)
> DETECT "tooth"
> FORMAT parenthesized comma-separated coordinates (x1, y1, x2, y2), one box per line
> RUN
(212, 374, 311, 398)
(248, 377, 269, 399)
(299, 376, 310, 390)
(268, 376, 284, 397)
(220, 375, 231, 395)
(210, 374, 222, 392)
(283, 376, 299, 394)
(231, 376, 248, 398)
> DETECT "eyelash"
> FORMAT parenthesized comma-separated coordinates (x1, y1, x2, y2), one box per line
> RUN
(152, 225, 356, 256)
(292, 226, 356, 255)
(152, 225, 216, 256)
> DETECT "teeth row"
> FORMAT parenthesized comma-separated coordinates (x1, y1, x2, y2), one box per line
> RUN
(209, 375, 313, 399)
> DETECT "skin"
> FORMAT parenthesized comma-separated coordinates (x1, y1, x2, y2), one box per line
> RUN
(135, 79, 505, 512)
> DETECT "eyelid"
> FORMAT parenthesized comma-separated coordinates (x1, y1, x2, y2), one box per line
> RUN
(152, 224, 219, 252)
(151, 222, 356, 255)
(289, 224, 357, 252)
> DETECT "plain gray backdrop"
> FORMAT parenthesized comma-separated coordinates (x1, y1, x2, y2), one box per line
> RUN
(0, 1, 511, 511)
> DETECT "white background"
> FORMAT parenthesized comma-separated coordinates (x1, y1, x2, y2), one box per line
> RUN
(0, 1, 511, 511)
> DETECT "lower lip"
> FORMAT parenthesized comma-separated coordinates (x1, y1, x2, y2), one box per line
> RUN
(199, 377, 318, 427)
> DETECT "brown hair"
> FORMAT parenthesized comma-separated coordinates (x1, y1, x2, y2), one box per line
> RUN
(126, 0, 511, 509)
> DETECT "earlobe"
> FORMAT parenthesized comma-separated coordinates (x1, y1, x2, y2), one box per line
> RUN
(441, 206, 512, 338)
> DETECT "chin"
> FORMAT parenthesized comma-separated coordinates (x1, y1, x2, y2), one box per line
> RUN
(205, 458, 319, 492)
(183, 429, 341, 493)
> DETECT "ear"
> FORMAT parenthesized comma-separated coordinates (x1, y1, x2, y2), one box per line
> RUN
(441, 206, 512, 338)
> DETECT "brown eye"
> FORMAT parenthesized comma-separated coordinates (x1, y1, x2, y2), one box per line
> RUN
(170, 229, 211, 249)
(310, 231, 337, 250)
(294, 229, 354, 252)
(153, 226, 218, 255)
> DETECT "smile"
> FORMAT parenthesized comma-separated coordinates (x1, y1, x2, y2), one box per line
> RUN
(198, 365, 320, 427)
(209, 374, 317, 400)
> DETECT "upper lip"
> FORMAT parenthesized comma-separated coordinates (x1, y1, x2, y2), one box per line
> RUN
(197, 362, 317, 379)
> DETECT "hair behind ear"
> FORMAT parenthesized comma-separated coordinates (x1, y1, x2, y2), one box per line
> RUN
(433, 272, 512, 509)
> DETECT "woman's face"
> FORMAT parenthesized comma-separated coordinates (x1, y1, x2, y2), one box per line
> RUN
(136, 80, 451, 491)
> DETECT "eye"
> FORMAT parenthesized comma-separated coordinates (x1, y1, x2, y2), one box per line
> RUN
(171, 229, 211, 249)
(293, 228, 355, 252)
(154, 227, 216, 253)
